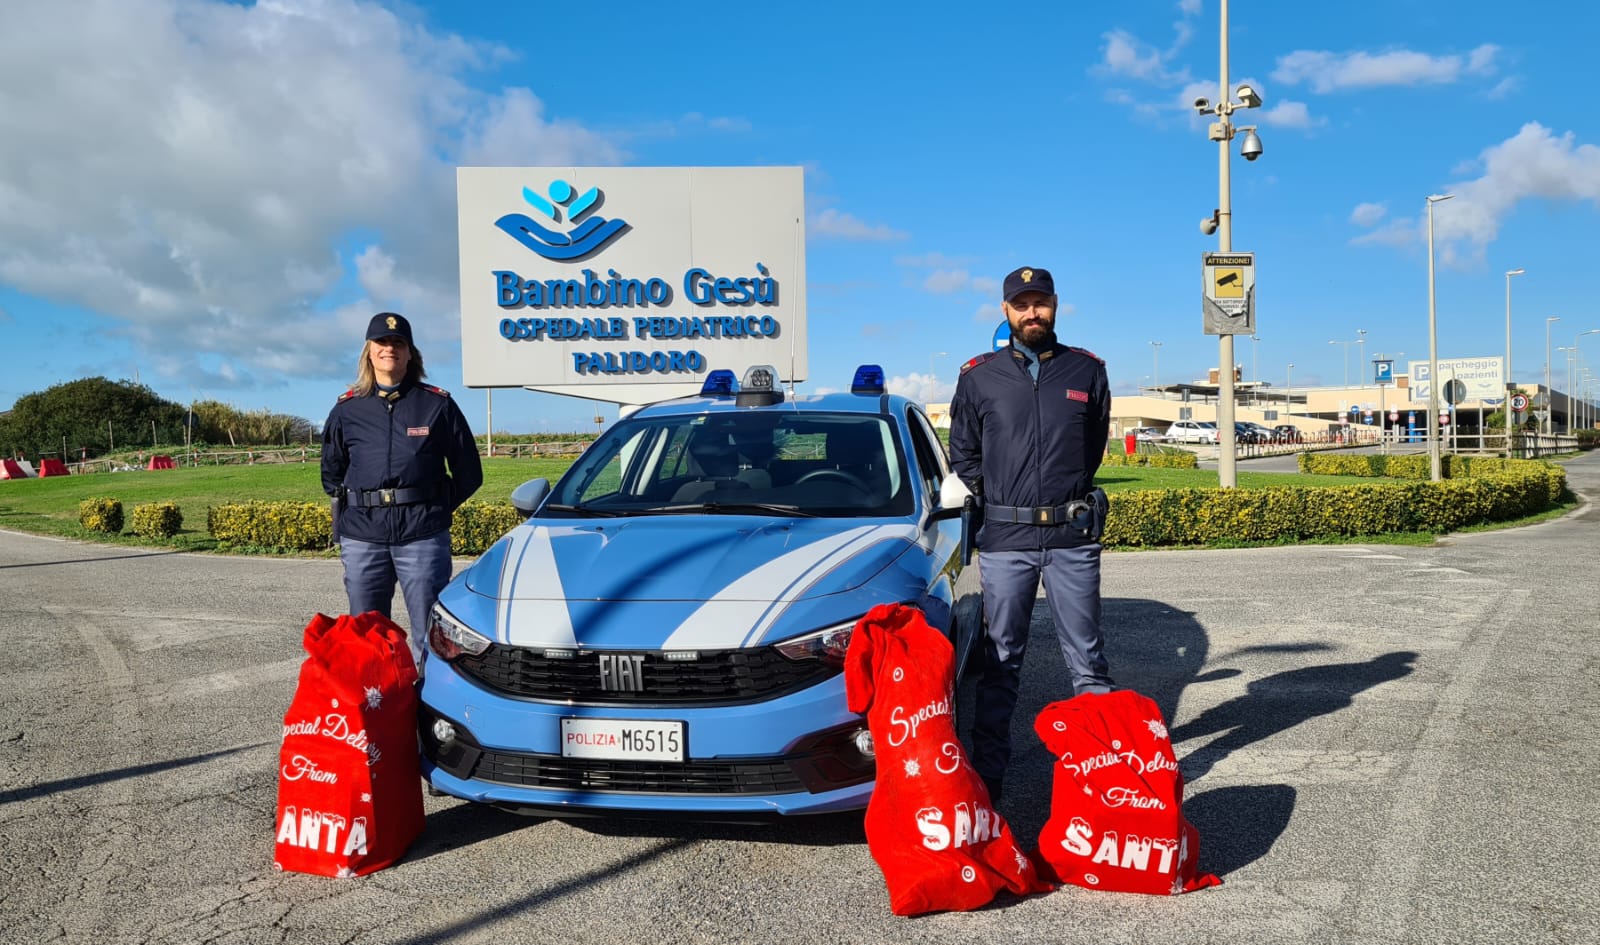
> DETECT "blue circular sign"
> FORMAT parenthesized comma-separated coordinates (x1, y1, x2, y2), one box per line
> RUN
(992, 320, 1011, 351)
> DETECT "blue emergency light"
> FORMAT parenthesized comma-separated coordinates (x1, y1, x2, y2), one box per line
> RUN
(700, 369, 737, 396)
(851, 364, 886, 395)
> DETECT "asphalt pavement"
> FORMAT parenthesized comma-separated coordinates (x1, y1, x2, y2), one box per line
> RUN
(1, 453, 1596, 944)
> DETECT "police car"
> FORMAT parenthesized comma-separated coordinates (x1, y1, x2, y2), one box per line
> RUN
(420, 365, 978, 817)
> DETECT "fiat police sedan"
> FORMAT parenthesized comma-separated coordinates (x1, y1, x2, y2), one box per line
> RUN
(419, 365, 978, 818)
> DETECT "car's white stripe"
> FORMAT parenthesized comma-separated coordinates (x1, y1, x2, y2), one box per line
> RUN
(662, 524, 918, 649)
(500, 526, 577, 648)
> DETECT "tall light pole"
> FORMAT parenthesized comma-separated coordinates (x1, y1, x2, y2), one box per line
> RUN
(1328, 339, 1354, 388)
(1558, 346, 1575, 433)
(1426, 193, 1454, 481)
(1286, 362, 1294, 418)
(1503, 268, 1525, 453)
(929, 351, 947, 385)
(1193, 0, 1263, 489)
(1578, 330, 1600, 432)
(1250, 334, 1260, 404)
(1545, 315, 1561, 435)
(1150, 341, 1163, 393)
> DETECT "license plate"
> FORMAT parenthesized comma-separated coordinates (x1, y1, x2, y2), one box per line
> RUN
(560, 718, 685, 762)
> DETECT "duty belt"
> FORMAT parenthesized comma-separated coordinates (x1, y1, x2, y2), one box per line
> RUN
(984, 500, 1094, 526)
(346, 484, 442, 508)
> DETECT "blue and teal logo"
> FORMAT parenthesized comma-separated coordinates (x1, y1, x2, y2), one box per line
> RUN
(495, 179, 630, 260)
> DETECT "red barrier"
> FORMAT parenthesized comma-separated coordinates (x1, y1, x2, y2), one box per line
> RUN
(38, 459, 69, 477)
(0, 459, 27, 479)
(1124, 433, 1137, 455)
(147, 455, 176, 470)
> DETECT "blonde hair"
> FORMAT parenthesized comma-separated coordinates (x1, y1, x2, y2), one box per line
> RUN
(352, 340, 427, 396)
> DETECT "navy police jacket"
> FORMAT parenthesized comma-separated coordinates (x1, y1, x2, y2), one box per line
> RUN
(947, 343, 1111, 551)
(321, 380, 484, 545)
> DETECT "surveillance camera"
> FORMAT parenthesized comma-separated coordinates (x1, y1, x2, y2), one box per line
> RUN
(1193, 96, 1211, 113)
(1200, 215, 1218, 236)
(1235, 84, 1262, 108)
(1239, 128, 1264, 161)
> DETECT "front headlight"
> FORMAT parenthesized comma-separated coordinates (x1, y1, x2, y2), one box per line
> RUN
(428, 603, 492, 662)
(774, 620, 857, 668)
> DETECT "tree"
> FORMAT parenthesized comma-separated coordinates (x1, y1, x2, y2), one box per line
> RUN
(0, 377, 186, 459)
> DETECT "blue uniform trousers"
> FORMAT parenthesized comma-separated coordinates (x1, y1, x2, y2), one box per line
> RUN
(339, 531, 453, 672)
(971, 545, 1112, 782)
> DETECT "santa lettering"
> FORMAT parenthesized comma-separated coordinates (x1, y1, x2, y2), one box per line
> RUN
(1061, 817, 1179, 874)
(914, 800, 1006, 851)
(275, 806, 370, 856)
(1102, 786, 1166, 810)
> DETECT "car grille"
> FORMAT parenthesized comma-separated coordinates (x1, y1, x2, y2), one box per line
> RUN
(453, 646, 838, 704)
(472, 750, 807, 795)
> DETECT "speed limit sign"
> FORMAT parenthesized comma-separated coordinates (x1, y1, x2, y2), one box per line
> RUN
(1511, 393, 1530, 412)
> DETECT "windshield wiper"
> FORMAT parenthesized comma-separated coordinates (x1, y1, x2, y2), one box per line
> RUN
(541, 503, 626, 517)
(645, 502, 817, 518)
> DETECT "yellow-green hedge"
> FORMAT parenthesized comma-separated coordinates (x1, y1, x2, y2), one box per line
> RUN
(1104, 459, 1566, 547)
(79, 497, 124, 534)
(207, 501, 333, 551)
(451, 501, 524, 555)
(1101, 451, 1200, 469)
(130, 501, 183, 538)
(203, 499, 524, 554)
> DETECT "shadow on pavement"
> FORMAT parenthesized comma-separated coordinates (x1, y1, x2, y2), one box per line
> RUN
(1185, 783, 1297, 877)
(1172, 651, 1419, 782)
(0, 742, 266, 805)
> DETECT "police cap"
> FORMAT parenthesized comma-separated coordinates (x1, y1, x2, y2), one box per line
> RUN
(1002, 267, 1055, 303)
(366, 312, 414, 345)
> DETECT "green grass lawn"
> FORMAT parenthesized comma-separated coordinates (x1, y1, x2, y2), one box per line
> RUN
(0, 455, 1565, 553)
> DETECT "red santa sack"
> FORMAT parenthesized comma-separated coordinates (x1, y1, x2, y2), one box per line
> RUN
(1033, 690, 1220, 895)
(273, 611, 424, 877)
(845, 603, 1051, 916)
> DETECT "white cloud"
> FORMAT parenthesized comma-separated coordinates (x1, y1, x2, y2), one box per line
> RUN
(1349, 202, 1388, 227)
(923, 269, 975, 294)
(0, 0, 622, 391)
(1272, 44, 1500, 93)
(1350, 123, 1600, 262)
(1100, 29, 1190, 85)
(886, 372, 955, 406)
(1485, 76, 1521, 101)
(1260, 100, 1322, 130)
(1178, 0, 1202, 14)
(808, 208, 908, 241)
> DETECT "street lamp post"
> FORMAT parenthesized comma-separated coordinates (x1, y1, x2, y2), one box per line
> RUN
(1356, 329, 1366, 387)
(928, 351, 947, 386)
(1578, 330, 1600, 432)
(1150, 341, 1163, 394)
(1286, 362, 1293, 418)
(1250, 334, 1260, 404)
(1545, 315, 1561, 435)
(1194, 0, 1263, 489)
(1558, 347, 1575, 433)
(1328, 339, 1354, 388)
(1426, 193, 1454, 482)
(1504, 268, 1524, 454)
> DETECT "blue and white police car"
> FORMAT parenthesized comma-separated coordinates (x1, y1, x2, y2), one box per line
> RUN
(420, 365, 978, 818)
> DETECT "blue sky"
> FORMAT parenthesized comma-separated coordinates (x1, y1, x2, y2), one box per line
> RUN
(4, 0, 1600, 435)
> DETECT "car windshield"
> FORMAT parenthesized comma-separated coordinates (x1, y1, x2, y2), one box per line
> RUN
(543, 411, 914, 518)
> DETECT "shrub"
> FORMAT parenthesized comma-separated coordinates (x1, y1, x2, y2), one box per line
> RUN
(130, 501, 183, 538)
(207, 500, 332, 551)
(452, 501, 523, 555)
(79, 497, 124, 534)
(1101, 451, 1199, 469)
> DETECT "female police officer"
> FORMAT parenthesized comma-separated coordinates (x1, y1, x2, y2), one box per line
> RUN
(321, 312, 483, 670)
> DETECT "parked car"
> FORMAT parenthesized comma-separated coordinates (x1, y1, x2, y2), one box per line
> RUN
(1166, 420, 1220, 443)
(419, 364, 979, 818)
(1240, 421, 1277, 444)
(1271, 424, 1303, 444)
(1128, 426, 1165, 441)
(1233, 422, 1264, 444)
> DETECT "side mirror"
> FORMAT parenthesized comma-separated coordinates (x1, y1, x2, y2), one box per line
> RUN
(510, 478, 551, 519)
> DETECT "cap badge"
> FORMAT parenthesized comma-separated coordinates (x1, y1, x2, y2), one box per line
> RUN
(1021, 269, 1033, 283)
(386, 316, 397, 330)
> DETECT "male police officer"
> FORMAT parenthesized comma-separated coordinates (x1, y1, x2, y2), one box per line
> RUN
(322, 312, 483, 670)
(948, 266, 1112, 802)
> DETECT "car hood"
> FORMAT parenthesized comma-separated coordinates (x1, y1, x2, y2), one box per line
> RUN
(459, 517, 922, 648)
